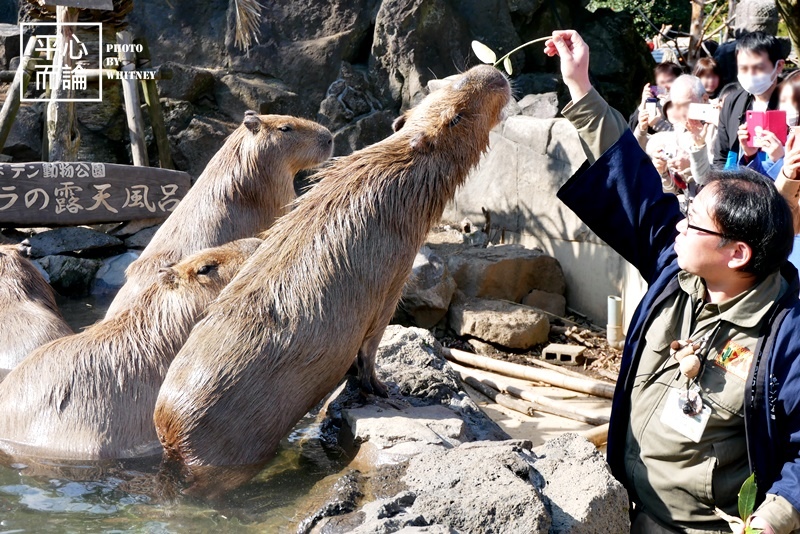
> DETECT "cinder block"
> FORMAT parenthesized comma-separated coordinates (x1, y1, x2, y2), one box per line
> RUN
(540, 343, 585, 366)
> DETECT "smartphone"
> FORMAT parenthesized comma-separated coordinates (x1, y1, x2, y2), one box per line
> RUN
(746, 110, 788, 147)
(649, 85, 660, 98)
(645, 97, 659, 117)
(687, 103, 719, 124)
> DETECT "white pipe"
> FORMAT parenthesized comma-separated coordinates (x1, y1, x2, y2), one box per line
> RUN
(607, 296, 624, 349)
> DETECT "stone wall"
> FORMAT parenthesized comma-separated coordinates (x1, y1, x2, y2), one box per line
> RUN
(442, 115, 646, 327)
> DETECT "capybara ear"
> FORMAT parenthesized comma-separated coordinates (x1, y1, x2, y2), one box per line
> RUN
(392, 115, 407, 132)
(410, 132, 432, 152)
(157, 266, 177, 285)
(243, 112, 261, 134)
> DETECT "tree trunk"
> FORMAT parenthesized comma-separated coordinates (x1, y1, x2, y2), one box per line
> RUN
(46, 6, 81, 162)
(776, 0, 800, 58)
(688, 0, 707, 68)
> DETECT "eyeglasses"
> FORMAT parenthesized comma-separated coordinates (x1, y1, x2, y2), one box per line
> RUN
(679, 198, 737, 241)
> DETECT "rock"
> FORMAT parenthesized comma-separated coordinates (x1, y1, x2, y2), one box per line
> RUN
(318, 62, 383, 133)
(215, 73, 298, 121)
(332, 110, 396, 157)
(446, 244, 566, 302)
(0, 23, 20, 70)
(92, 251, 139, 296)
(511, 73, 560, 96)
(110, 217, 164, 238)
(22, 227, 123, 258)
(448, 294, 550, 349)
(296, 470, 365, 534)
(35, 255, 102, 296)
(534, 433, 630, 533)
(522, 289, 566, 317)
(2, 104, 42, 162)
(124, 225, 161, 249)
(394, 247, 456, 329)
(170, 115, 236, 180)
(517, 92, 559, 119)
(156, 62, 215, 103)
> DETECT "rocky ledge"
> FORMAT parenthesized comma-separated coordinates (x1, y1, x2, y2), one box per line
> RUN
(294, 325, 629, 533)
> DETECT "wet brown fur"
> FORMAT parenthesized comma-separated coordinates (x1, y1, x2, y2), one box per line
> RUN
(0, 238, 262, 461)
(154, 65, 511, 497)
(104, 113, 332, 318)
(0, 244, 73, 371)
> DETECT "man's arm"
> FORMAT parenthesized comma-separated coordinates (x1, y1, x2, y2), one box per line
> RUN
(713, 96, 734, 166)
(561, 88, 628, 164)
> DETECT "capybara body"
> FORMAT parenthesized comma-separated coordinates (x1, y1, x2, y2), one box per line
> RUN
(104, 113, 333, 318)
(0, 238, 262, 461)
(0, 244, 73, 371)
(154, 65, 511, 496)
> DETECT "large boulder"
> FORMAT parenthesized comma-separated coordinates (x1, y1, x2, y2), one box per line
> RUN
(22, 227, 123, 258)
(446, 244, 566, 302)
(0, 23, 20, 70)
(2, 104, 42, 162)
(92, 251, 139, 297)
(169, 115, 236, 180)
(448, 294, 550, 349)
(394, 247, 457, 329)
(35, 255, 102, 296)
(522, 289, 566, 317)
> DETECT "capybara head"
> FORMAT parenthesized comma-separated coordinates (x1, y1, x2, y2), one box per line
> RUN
(0, 244, 54, 302)
(234, 111, 333, 175)
(390, 65, 510, 155)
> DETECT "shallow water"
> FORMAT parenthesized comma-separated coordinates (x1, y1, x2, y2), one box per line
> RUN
(0, 296, 350, 532)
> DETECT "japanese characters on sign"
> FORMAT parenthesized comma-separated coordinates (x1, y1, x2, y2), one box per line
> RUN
(20, 22, 102, 102)
(0, 163, 191, 225)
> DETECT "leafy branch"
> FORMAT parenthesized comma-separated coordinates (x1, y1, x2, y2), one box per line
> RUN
(471, 36, 551, 75)
(714, 473, 763, 534)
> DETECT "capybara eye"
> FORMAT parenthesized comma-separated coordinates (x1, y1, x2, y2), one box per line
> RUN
(449, 114, 462, 127)
(278, 125, 293, 132)
(196, 264, 217, 276)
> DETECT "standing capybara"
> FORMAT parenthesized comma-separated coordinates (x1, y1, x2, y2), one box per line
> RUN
(0, 238, 262, 461)
(0, 244, 73, 372)
(154, 65, 511, 496)
(104, 112, 333, 318)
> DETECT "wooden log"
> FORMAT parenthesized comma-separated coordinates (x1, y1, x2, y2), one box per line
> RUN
(442, 347, 616, 399)
(0, 162, 190, 225)
(462, 375, 538, 418)
(451, 362, 610, 426)
(579, 423, 609, 447)
(46, 6, 81, 162)
(134, 38, 173, 169)
(116, 31, 148, 167)
(0, 36, 40, 152)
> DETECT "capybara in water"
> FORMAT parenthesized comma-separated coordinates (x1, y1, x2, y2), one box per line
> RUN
(154, 65, 511, 497)
(0, 244, 73, 372)
(104, 112, 333, 318)
(0, 238, 262, 461)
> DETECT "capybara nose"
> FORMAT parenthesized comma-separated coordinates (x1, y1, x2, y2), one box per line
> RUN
(467, 64, 509, 91)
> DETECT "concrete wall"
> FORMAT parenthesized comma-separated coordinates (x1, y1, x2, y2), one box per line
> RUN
(442, 115, 646, 327)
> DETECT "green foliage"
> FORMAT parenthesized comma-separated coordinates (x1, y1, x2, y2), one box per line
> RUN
(587, 0, 692, 40)
(739, 473, 763, 534)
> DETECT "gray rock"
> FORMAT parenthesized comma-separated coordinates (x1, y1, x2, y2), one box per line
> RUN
(110, 217, 164, 238)
(170, 115, 236, 180)
(124, 225, 161, 250)
(0, 23, 20, 70)
(448, 294, 550, 349)
(447, 244, 566, 302)
(2, 104, 42, 162)
(518, 92, 559, 119)
(318, 62, 383, 133)
(35, 255, 102, 296)
(92, 251, 139, 296)
(512, 73, 560, 96)
(522, 289, 566, 317)
(156, 62, 215, 103)
(332, 110, 396, 157)
(534, 433, 630, 533)
(215, 73, 298, 121)
(394, 247, 457, 329)
(22, 227, 123, 258)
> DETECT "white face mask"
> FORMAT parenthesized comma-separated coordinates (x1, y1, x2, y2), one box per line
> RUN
(782, 105, 799, 128)
(738, 63, 779, 96)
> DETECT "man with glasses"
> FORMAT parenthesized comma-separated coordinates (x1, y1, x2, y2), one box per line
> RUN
(546, 30, 800, 533)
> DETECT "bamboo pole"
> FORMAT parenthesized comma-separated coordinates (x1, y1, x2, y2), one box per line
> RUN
(451, 362, 610, 426)
(117, 30, 148, 166)
(46, 6, 81, 162)
(134, 37, 172, 169)
(462, 375, 539, 418)
(0, 36, 40, 151)
(443, 347, 616, 399)
(579, 423, 609, 447)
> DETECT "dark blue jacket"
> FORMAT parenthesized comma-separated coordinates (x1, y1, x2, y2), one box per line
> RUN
(557, 129, 800, 513)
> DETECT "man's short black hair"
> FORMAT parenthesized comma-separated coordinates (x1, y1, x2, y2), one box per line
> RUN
(735, 31, 786, 66)
(654, 62, 683, 80)
(705, 167, 793, 280)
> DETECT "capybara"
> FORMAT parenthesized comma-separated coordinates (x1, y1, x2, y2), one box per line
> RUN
(0, 238, 262, 461)
(0, 244, 73, 372)
(154, 65, 511, 496)
(104, 112, 333, 318)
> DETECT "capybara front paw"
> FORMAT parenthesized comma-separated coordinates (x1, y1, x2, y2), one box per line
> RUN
(359, 373, 389, 398)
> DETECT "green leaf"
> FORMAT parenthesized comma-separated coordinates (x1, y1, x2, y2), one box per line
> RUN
(745, 528, 763, 534)
(503, 56, 513, 75)
(471, 40, 497, 64)
(738, 473, 758, 520)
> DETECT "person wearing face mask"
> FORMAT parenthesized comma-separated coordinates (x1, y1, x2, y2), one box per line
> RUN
(713, 31, 786, 168)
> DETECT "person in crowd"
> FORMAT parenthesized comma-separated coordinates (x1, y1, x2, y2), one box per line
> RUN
(546, 28, 800, 534)
(693, 57, 721, 100)
(714, 32, 786, 168)
(629, 62, 684, 136)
